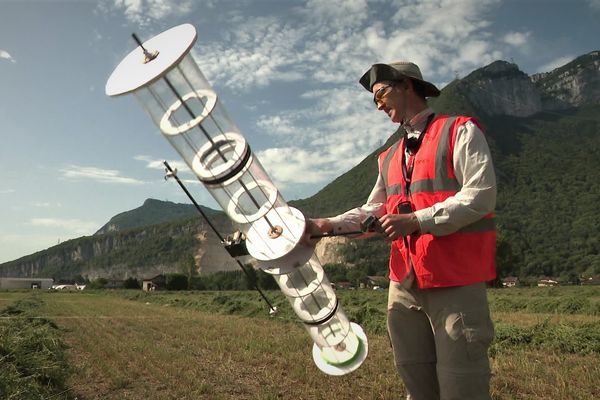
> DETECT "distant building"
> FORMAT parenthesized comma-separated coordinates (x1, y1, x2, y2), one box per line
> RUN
(581, 276, 600, 285)
(51, 284, 86, 290)
(538, 278, 559, 287)
(143, 274, 166, 291)
(502, 276, 519, 288)
(0, 277, 54, 290)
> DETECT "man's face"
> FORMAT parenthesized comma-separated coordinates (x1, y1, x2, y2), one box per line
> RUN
(372, 81, 406, 123)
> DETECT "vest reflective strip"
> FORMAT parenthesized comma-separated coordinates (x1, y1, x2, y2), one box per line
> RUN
(435, 116, 459, 190)
(384, 117, 459, 195)
(386, 183, 402, 195)
(380, 141, 401, 190)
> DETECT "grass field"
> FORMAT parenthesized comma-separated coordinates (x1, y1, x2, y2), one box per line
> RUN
(1, 287, 599, 399)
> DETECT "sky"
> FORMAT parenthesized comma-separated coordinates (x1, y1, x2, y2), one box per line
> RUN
(1, 0, 599, 264)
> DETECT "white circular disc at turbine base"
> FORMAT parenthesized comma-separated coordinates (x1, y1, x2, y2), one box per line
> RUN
(246, 207, 313, 273)
(106, 24, 197, 96)
(312, 322, 368, 376)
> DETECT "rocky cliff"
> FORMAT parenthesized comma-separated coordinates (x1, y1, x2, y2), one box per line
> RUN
(0, 215, 243, 280)
(461, 60, 543, 117)
(533, 51, 600, 109)
(0, 200, 346, 281)
(440, 51, 599, 117)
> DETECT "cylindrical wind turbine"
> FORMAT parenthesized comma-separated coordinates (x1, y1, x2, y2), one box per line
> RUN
(105, 23, 367, 375)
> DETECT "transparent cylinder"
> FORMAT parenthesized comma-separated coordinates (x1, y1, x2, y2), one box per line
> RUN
(108, 25, 368, 375)
(269, 255, 352, 347)
(133, 53, 291, 235)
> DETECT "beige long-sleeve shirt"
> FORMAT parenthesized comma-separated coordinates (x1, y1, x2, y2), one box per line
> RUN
(327, 108, 497, 236)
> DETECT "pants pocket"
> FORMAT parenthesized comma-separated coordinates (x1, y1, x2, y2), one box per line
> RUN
(460, 310, 495, 361)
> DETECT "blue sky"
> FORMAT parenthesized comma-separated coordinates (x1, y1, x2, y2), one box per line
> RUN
(1, 0, 599, 264)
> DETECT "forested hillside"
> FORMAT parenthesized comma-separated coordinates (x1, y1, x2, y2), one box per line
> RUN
(95, 198, 220, 235)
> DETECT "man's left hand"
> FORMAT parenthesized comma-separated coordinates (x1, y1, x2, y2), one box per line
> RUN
(379, 213, 420, 241)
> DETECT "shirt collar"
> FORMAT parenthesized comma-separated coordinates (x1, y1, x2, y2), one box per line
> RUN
(402, 108, 435, 137)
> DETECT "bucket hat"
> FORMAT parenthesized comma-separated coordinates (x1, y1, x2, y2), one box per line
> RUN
(359, 61, 440, 97)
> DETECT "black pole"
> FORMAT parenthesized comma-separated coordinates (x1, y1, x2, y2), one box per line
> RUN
(163, 161, 277, 314)
(310, 230, 364, 239)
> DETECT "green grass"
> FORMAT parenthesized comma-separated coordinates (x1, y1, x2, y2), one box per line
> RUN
(0, 293, 72, 399)
(2, 286, 599, 399)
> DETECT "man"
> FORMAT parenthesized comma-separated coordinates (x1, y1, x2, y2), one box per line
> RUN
(308, 62, 497, 399)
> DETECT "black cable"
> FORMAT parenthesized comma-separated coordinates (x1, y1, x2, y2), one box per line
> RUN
(163, 161, 277, 314)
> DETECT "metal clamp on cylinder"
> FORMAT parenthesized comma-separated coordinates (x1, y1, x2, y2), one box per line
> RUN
(223, 231, 249, 257)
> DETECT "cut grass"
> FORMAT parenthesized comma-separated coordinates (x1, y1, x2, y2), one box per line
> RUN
(35, 292, 401, 400)
(4, 288, 600, 399)
(0, 294, 73, 399)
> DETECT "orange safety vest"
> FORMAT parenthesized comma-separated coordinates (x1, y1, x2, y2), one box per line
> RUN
(378, 115, 496, 288)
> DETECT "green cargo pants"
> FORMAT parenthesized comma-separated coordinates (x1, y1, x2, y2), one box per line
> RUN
(387, 280, 495, 400)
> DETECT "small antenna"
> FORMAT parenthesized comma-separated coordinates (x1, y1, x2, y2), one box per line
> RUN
(131, 33, 159, 63)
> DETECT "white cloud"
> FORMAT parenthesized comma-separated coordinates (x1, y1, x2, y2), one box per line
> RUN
(256, 147, 337, 188)
(588, 0, 600, 11)
(195, 18, 309, 89)
(0, 50, 16, 63)
(256, 115, 296, 137)
(503, 31, 530, 47)
(30, 202, 61, 208)
(194, 0, 506, 95)
(109, 0, 195, 25)
(134, 155, 190, 172)
(252, 86, 392, 191)
(105, 0, 521, 196)
(29, 218, 98, 234)
(60, 165, 144, 185)
(0, 189, 16, 194)
(536, 55, 575, 73)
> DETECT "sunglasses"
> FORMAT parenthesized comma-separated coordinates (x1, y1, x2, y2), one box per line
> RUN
(373, 84, 394, 105)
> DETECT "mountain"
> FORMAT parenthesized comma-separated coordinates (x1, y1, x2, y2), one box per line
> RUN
(431, 51, 600, 118)
(0, 212, 242, 281)
(95, 198, 221, 235)
(2, 51, 599, 282)
(533, 50, 600, 109)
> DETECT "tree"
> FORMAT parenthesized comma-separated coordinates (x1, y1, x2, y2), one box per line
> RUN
(324, 263, 349, 283)
(179, 253, 197, 290)
(256, 269, 278, 290)
(123, 277, 141, 289)
(88, 277, 108, 289)
(242, 264, 257, 290)
(166, 273, 188, 290)
(189, 276, 205, 290)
